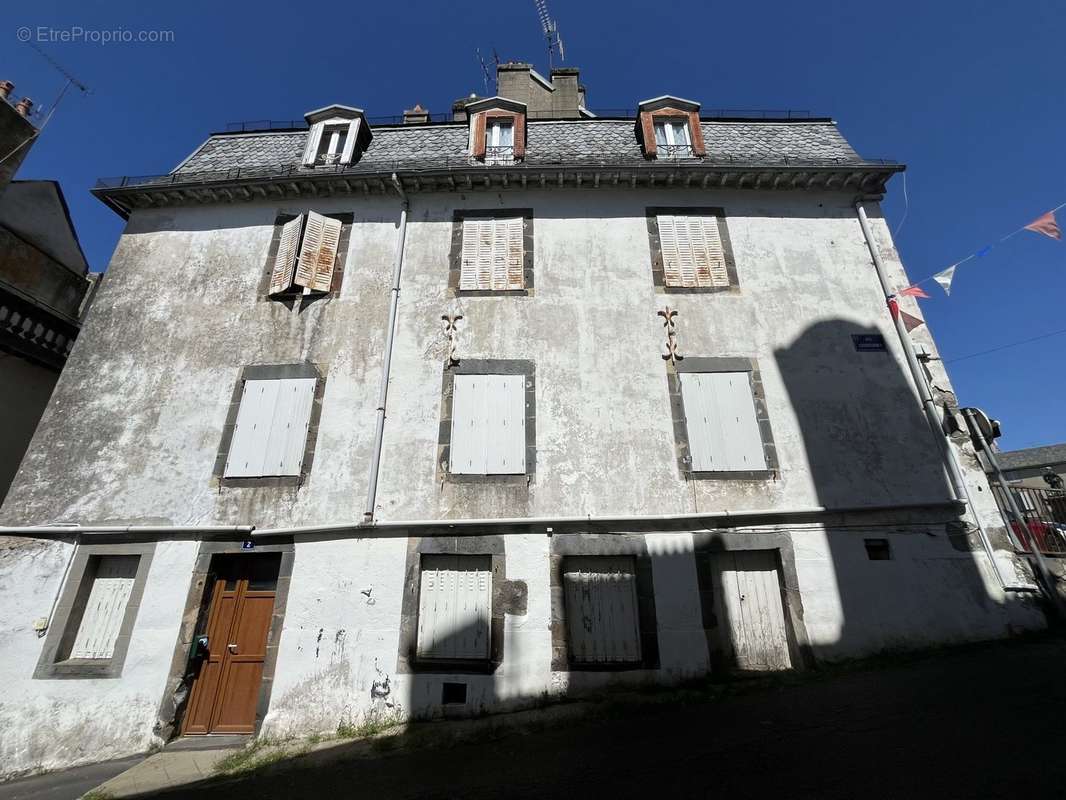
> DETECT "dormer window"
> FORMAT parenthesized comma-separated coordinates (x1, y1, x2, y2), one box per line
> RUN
(315, 124, 350, 166)
(486, 119, 515, 165)
(653, 118, 693, 158)
(301, 105, 373, 168)
(466, 97, 526, 165)
(637, 95, 706, 160)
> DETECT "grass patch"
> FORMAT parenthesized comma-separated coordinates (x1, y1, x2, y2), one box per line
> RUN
(213, 737, 294, 777)
(335, 710, 403, 740)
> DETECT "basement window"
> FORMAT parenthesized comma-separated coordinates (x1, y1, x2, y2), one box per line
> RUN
(563, 556, 642, 665)
(865, 539, 892, 560)
(416, 555, 492, 662)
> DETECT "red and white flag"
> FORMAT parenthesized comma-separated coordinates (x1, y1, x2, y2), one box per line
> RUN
(899, 285, 930, 299)
(1024, 210, 1062, 240)
(901, 311, 925, 333)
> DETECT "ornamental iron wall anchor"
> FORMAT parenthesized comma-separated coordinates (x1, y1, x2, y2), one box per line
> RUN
(442, 313, 463, 365)
(658, 306, 683, 365)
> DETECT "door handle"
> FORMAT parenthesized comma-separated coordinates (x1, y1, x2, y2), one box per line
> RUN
(227, 643, 238, 654)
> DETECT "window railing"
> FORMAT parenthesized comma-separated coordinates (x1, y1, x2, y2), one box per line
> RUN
(484, 145, 515, 164)
(656, 143, 696, 159)
(317, 152, 342, 166)
(990, 484, 1066, 555)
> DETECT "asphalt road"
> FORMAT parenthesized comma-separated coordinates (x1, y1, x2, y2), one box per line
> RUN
(0, 757, 143, 800)
(8, 636, 1066, 799)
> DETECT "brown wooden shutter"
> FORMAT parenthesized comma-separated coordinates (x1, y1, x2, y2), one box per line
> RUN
(269, 215, 303, 295)
(472, 113, 487, 159)
(640, 112, 657, 158)
(513, 114, 526, 160)
(688, 111, 706, 156)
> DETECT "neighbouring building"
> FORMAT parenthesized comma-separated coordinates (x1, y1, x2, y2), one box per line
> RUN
(0, 81, 96, 505)
(0, 62, 1047, 779)
(995, 443, 1066, 490)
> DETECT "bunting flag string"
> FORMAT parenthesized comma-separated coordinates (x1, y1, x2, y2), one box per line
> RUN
(899, 201, 1066, 297)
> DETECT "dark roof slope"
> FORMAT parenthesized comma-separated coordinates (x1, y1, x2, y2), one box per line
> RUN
(997, 444, 1066, 472)
(175, 119, 864, 175)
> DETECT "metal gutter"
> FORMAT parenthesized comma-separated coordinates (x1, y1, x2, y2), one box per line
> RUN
(252, 500, 965, 539)
(0, 525, 255, 536)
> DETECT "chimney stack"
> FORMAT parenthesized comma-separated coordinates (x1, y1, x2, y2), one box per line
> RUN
(14, 97, 33, 117)
(0, 81, 13, 101)
(403, 103, 429, 125)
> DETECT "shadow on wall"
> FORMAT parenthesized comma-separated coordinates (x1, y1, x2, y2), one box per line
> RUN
(774, 317, 999, 659)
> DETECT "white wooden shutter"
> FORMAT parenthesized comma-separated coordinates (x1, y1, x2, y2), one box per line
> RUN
(69, 555, 139, 660)
(302, 124, 324, 166)
(340, 119, 359, 164)
(294, 212, 341, 292)
(268, 215, 303, 295)
(658, 214, 729, 288)
(417, 554, 492, 660)
(563, 556, 642, 664)
(225, 378, 317, 478)
(449, 374, 525, 475)
(680, 372, 766, 472)
(459, 217, 524, 291)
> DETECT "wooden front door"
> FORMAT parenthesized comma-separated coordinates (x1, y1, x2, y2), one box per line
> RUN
(712, 550, 792, 672)
(182, 553, 281, 735)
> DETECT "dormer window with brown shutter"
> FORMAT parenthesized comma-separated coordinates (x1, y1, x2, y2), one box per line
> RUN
(637, 96, 706, 160)
(302, 105, 373, 167)
(466, 97, 526, 165)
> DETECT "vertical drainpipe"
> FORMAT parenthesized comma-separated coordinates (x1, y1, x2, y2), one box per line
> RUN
(364, 173, 409, 522)
(853, 199, 1019, 591)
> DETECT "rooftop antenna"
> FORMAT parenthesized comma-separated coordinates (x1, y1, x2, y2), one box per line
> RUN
(533, 0, 565, 71)
(476, 48, 493, 95)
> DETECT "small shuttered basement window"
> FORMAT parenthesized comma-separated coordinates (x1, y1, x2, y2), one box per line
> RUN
(68, 555, 139, 660)
(459, 217, 524, 291)
(563, 556, 642, 664)
(416, 554, 492, 660)
(657, 214, 730, 288)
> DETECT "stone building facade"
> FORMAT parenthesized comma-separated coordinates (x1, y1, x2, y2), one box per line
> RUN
(0, 63, 1045, 779)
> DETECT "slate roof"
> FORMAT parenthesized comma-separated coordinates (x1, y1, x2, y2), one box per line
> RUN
(996, 444, 1066, 472)
(174, 119, 866, 175)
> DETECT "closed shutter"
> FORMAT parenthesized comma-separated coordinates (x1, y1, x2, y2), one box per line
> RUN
(563, 556, 642, 664)
(680, 372, 766, 472)
(268, 215, 304, 295)
(658, 214, 729, 288)
(225, 378, 317, 478)
(340, 119, 360, 164)
(449, 374, 526, 474)
(416, 554, 492, 660)
(294, 212, 342, 292)
(302, 124, 324, 166)
(69, 555, 139, 660)
(459, 217, 524, 291)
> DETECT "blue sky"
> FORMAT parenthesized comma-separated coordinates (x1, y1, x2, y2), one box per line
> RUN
(8, 0, 1065, 450)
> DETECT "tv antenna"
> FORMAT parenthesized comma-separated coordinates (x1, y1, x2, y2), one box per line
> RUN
(533, 0, 565, 70)
(475, 48, 498, 95)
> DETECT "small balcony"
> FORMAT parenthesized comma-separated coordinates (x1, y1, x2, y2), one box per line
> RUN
(656, 143, 696, 159)
(484, 146, 515, 165)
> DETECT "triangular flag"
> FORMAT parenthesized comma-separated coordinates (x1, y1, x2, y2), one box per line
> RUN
(899, 285, 930, 299)
(933, 265, 957, 295)
(1024, 210, 1062, 240)
(901, 310, 925, 333)
(887, 297, 900, 320)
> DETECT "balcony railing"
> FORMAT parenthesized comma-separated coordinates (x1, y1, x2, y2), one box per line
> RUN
(656, 144, 696, 159)
(484, 146, 515, 165)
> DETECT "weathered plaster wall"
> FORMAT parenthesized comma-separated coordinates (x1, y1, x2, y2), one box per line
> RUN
(0, 537, 197, 780)
(0, 187, 1045, 772)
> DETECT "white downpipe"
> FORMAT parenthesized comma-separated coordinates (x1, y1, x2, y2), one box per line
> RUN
(252, 500, 963, 539)
(363, 173, 409, 523)
(853, 200, 1022, 591)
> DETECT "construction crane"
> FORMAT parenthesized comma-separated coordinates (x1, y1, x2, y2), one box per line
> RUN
(533, 0, 565, 70)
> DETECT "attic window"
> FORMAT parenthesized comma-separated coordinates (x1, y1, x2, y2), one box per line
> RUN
(486, 119, 515, 165)
(315, 125, 349, 166)
(654, 118, 693, 158)
(302, 117, 361, 167)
